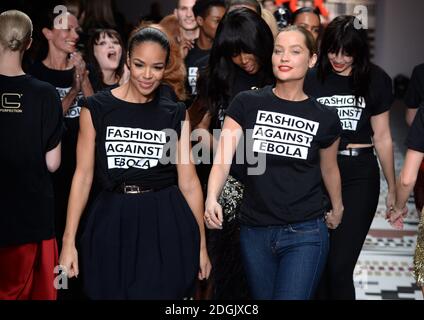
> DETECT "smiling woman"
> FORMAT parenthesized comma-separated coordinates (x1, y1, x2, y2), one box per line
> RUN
(59, 26, 211, 299)
(205, 26, 343, 300)
(304, 15, 396, 300)
(27, 9, 94, 257)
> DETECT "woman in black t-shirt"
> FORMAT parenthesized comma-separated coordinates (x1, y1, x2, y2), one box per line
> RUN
(206, 26, 343, 300)
(29, 11, 94, 252)
(190, 8, 275, 299)
(59, 27, 211, 299)
(0, 10, 62, 300)
(304, 15, 396, 300)
(389, 107, 424, 297)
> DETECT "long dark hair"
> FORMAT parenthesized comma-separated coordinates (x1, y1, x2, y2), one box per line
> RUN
(198, 8, 274, 118)
(317, 15, 370, 101)
(86, 28, 125, 90)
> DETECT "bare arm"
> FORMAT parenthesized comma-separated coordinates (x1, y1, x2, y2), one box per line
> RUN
(205, 116, 243, 229)
(61, 83, 80, 114)
(194, 112, 218, 151)
(71, 51, 94, 98)
(320, 138, 344, 229)
(393, 149, 424, 212)
(59, 107, 96, 277)
(176, 112, 211, 280)
(45, 142, 61, 172)
(371, 111, 396, 209)
(406, 108, 418, 127)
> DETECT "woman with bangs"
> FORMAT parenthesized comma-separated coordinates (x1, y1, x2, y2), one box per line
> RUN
(86, 28, 129, 92)
(304, 15, 396, 300)
(190, 8, 274, 299)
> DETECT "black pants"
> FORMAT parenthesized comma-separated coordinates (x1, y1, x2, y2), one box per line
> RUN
(316, 153, 380, 300)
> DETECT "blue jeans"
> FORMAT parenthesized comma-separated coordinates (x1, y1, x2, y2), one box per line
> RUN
(240, 217, 329, 300)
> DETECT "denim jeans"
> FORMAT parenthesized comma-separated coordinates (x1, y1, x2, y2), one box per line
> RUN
(240, 217, 329, 300)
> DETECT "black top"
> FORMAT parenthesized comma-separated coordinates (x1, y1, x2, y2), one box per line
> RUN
(406, 106, 424, 152)
(0, 74, 63, 246)
(226, 85, 341, 226)
(85, 90, 186, 191)
(185, 44, 210, 96)
(404, 63, 424, 109)
(88, 64, 119, 93)
(210, 67, 263, 183)
(304, 65, 394, 149)
(28, 61, 85, 174)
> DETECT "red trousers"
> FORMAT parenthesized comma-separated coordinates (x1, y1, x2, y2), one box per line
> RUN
(0, 238, 58, 300)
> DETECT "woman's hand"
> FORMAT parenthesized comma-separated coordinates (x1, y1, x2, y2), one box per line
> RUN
(198, 247, 212, 280)
(204, 197, 223, 229)
(386, 190, 396, 212)
(386, 206, 408, 230)
(59, 242, 79, 278)
(325, 206, 344, 229)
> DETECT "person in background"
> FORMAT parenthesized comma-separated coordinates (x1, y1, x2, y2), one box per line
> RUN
(292, 6, 321, 42)
(0, 10, 62, 300)
(261, 0, 278, 13)
(174, 0, 199, 58)
(185, 0, 226, 97)
(86, 28, 128, 92)
(227, 0, 262, 14)
(28, 10, 93, 250)
(261, 8, 279, 37)
(205, 25, 343, 300)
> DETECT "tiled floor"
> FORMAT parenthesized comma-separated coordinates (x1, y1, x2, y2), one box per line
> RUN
(354, 100, 423, 300)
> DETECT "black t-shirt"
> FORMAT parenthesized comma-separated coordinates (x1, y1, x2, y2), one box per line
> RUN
(0, 74, 63, 246)
(211, 68, 263, 183)
(185, 44, 210, 96)
(304, 65, 394, 149)
(87, 64, 120, 93)
(406, 106, 424, 152)
(85, 90, 186, 191)
(28, 61, 84, 173)
(404, 63, 424, 109)
(226, 86, 342, 226)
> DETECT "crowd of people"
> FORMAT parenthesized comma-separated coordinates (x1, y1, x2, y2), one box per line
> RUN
(0, 0, 423, 300)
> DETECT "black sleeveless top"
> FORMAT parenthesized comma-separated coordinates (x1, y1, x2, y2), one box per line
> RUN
(84, 90, 186, 191)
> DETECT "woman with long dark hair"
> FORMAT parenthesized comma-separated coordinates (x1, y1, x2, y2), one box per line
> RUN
(190, 8, 274, 299)
(304, 15, 396, 300)
(59, 26, 211, 299)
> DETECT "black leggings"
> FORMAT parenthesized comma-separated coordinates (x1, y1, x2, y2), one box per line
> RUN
(316, 153, 380, 300)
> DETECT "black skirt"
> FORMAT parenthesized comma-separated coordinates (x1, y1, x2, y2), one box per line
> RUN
(80, 186, 200, 299)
